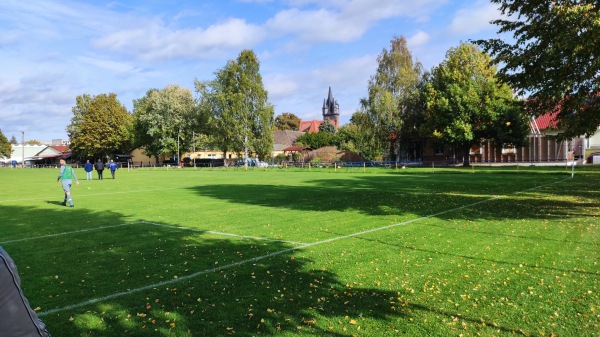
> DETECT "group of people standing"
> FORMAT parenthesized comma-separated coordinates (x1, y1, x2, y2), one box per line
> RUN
(84, 159, 119, 180)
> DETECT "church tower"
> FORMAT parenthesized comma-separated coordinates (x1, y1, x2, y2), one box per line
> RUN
(322, 86, 340, 128)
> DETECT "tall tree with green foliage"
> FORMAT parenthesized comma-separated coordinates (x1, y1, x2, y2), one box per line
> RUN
(275, 112, 301, 131)
(196, 50, 274, 164)
(423, 43, 526, 166)
(476, 1, 600, 139)
(67, 93, 133, 160)
(9, 135, 17, 145)
(361, 36, 424, 161)
(318, 120, 336, 135)
(0, 129, 11, 158)
(295, 131, 333, 149)
(345, 110, 381, 160)
(333, 124, 363, 158)
(133, 85, 197, 163)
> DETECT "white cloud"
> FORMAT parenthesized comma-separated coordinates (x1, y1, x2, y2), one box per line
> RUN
(264, 73, 300, 99)
(92, 18, 266, 61)
(79, 56, 142, 74)
(448, 2, 500, 36)
(266, 8, 366, 43)
(266, 0, 446, 44)
(310, 55, 375, 86)
(407, 30, 431, 47)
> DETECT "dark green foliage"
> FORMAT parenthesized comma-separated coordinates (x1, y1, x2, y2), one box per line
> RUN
(318, 120, 336, 135)
(295, 131, 334, 149)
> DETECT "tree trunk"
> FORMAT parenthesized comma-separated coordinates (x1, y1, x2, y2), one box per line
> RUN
(462, 143, 471, 167)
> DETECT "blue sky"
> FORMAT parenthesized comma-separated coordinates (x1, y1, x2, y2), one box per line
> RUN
(0, 0, 505, 142)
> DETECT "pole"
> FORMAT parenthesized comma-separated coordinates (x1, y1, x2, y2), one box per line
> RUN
(21, 131, 24, 168)
(193, 131, 196, 168)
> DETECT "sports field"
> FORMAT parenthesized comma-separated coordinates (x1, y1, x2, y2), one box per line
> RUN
(0, 165, 598, 336)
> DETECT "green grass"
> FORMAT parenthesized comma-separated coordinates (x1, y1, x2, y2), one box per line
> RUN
(0, 165, 598, 336)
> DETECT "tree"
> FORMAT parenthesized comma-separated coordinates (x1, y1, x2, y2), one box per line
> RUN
(476, 1, 600, 139)
(318, 120, 336, 135)
(9, 135, 17, 145)
(0, 129, 11, 158)
(345, 110, 381, 160)
(423, 43, 526, 165)
(67, 93, 133, 160)
(275, 112, 301, 131)
(196, 49, 274, 164)
(333, 124, 361, 156)
(133, 85, 197, 163)
(295, 131, 333, 149)
(361, 36, 424, 161)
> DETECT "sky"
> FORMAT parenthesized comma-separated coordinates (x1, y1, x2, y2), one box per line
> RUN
(0, 0, 506, 142)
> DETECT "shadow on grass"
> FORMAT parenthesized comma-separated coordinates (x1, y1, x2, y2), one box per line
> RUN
(0, 204, 535, 337)
(185, 173, 598, 223)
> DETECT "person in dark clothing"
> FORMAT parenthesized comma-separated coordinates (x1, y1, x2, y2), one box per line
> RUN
(84, 159, 93, 180)
(0, 246, 52, 337)
(108, 159, 118, 179)
(95, 160, 104, 180)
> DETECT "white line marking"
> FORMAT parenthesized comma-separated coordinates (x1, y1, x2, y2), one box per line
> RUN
(38, 177, 570, 317)
(139, 221, 307, 245)
(0, 223, 135, 245)
(1, 221, 305, 246)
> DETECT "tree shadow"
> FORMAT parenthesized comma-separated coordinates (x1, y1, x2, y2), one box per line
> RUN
(185, 173, 598, 222)
(0, 204, 536, 336)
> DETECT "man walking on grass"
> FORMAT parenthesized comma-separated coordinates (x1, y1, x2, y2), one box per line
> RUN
(57, 159, 79, 208)
(108, 159, 118, 179)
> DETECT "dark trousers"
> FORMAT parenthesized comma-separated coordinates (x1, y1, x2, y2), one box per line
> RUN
(97, 169, 103, 180)
(110, 170, 116, 179)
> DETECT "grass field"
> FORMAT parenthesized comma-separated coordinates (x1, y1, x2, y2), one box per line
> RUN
(0, 165, 598, 337)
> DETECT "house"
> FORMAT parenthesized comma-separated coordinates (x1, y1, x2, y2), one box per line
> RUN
(273, 130, 304, 157)
(419, 111, 593, 165)
(299, 120, 322, 133)
(7, 144, 48, 167)
(585, 126, 600, 150)
(33, 145, 71, 165)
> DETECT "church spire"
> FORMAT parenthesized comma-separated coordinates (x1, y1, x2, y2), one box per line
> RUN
(322, 86, 339, 128)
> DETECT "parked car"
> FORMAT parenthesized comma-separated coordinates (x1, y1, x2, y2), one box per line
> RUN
(586, 152, 600, 164)
(236, 158, 268, 167)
